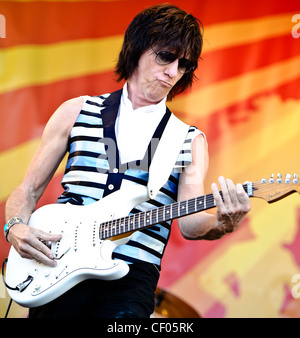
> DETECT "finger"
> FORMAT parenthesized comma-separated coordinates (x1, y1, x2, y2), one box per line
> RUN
(26, 243, 57, 267)
(211, 181, 226, 213)
(30, 229, 61, 262)
(236, 183, 248, 200)
(225, 178, 239, 207)
(18, 239, 57, 267)
(35, 229, 62, 242)
(236, 183, 251, 212)
(218, 176, 235, 212)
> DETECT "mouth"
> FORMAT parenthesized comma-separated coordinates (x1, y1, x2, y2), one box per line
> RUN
(158, 79, 172, 88)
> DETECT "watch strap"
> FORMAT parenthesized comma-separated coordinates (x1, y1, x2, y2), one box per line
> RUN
(4, 216, 24, 241)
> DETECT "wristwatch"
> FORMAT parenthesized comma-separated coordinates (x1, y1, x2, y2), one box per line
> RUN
(4, 216, 24, 241)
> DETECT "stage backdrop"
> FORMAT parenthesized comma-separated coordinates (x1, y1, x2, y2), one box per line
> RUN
(0, 0, 300, 318)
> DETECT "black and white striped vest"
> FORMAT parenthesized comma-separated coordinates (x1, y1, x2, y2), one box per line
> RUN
(57, 89, 202, 267)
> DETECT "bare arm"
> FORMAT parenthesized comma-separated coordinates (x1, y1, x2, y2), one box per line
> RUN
(177, 134, 251, 240)
(5, 97, 84, 266)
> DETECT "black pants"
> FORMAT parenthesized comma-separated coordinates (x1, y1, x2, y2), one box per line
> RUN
(28, 263, 160, 318)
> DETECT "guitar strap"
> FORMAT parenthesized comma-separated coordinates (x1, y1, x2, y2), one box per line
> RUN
(147, 112, 190, 199)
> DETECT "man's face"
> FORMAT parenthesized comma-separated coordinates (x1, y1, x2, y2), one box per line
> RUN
(127, 48, 184, 108)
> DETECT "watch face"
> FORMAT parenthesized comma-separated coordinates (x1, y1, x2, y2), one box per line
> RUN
(5, 217, 23, 231)
(9, 217, 22, 224)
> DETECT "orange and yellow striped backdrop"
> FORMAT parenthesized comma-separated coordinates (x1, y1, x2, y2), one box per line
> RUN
(0, 0, 300, 318)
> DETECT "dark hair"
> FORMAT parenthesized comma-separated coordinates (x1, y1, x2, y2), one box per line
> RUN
(115, 4, 203, 101)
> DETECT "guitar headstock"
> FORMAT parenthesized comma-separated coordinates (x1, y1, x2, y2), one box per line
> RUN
(252, 173, 300, 203)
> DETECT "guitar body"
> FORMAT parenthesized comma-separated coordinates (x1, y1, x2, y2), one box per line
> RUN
(5, 185, 149, 308)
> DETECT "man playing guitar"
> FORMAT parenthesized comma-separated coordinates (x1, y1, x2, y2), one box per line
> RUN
(4, 4, 251, 318)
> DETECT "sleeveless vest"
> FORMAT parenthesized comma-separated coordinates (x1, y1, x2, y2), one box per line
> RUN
(57, 90, 202, 267)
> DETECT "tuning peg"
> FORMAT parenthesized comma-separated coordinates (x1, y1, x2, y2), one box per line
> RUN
(270, 173, 274, 178)
(277, 173, 282, 178)
(293, 174, 298, 178)
(285, 173, 291, 183)
(293, 174, 299, 184)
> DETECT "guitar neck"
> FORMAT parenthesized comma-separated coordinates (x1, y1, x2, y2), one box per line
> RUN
(99, 182, 254, 240)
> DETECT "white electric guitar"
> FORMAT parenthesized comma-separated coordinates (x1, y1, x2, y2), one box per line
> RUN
(4, 174, 300, 308)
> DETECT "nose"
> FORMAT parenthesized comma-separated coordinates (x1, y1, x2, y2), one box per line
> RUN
(164, 59, 180, 78)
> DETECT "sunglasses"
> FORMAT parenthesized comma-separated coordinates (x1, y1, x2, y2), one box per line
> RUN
(152, 49, 195, 74)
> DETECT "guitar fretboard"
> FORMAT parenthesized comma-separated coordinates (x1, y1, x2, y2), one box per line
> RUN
(99, 183, 253, 240)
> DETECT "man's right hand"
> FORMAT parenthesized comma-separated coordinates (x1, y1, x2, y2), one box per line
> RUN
(7, 223, 62, 267)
